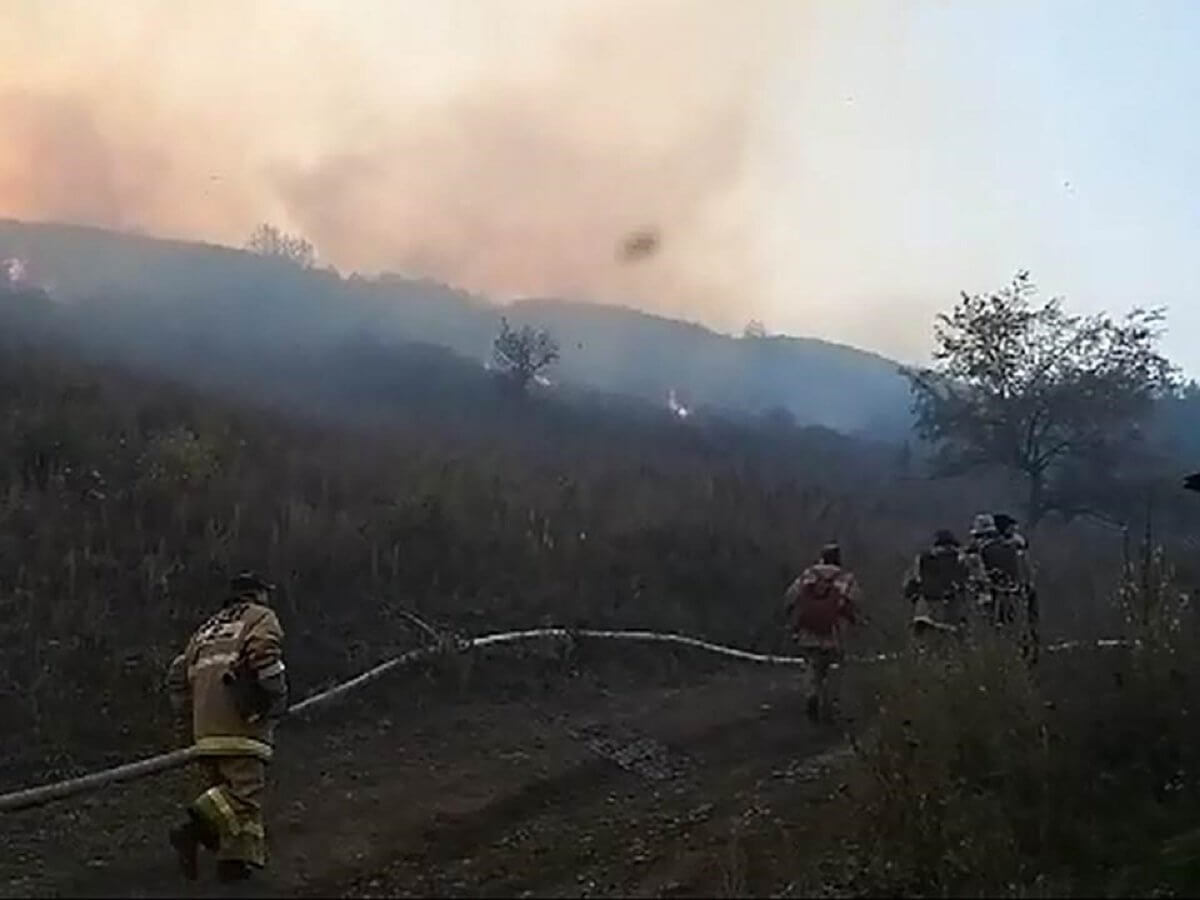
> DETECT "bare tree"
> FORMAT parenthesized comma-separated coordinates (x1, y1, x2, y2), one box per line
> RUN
(491, 317, 560, 396)
(743, 320, 768, 340)
(245, 224, 316, 268)
(904, 271, 1177, 526)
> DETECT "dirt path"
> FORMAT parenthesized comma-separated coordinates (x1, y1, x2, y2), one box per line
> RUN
(4, 646, 1106, 899)
(1, 661, 868, 899)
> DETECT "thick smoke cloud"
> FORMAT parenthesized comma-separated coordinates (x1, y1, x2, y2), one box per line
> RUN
(0, 0, 797, 329)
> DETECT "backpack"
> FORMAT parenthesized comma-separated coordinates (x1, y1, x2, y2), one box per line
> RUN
(788, 564, 852, 636)
(917, 547, 967, 600)
(979, 537, 1021, 585)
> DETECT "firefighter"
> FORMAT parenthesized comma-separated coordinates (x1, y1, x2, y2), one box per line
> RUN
(964, 513, 999, 600)
(903, 529, 971, 638)
(967, 513, 1033, 632)
(993, 513, 1027, 551)
(993, 512, 1039, 663)
(165, 571, 288, 883)
(783, 542, 862, 724)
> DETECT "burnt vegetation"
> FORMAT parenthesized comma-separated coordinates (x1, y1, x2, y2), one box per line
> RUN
(4, 245, 1200, 893)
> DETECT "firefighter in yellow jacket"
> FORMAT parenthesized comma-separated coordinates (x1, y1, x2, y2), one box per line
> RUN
(165, 571, 288, 883)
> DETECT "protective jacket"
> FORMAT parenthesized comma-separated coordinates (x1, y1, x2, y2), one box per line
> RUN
(784, 563, 860, 646)
(904, 544, 969, 602)
(966, 536, 1033, 591)
(166, 599, 287, 762)
(903, 544, 972, 631)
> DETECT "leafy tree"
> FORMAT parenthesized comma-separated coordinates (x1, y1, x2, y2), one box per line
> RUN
(244, 223, 316, 268)
(491, 317, 560, 396)
(904, 271, 1177, 526)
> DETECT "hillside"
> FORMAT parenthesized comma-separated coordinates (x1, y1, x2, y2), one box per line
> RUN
(0, 219, 911, 438)
(508, 298, 911, 436)
(3, 244, 1200, 897)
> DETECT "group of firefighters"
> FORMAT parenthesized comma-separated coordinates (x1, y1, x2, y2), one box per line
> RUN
(783, 512, 1038, 724)
(162, 516, 1036, 883)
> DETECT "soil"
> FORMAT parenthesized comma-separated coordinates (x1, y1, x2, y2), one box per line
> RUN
(0, 649, 874, 899)
(1, 643, 1110, 898)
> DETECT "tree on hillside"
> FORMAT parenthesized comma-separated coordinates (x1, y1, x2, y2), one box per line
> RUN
(904, 271, 1177, 527)
(245, 223, 316, 268)
(743, 320, 768, 340)
(491, 317, 560, 397)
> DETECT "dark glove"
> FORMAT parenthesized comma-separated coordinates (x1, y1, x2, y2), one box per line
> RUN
(170, 708, 192, 748)
(221, 662, 270, 722)
(256, 671, 289, 723)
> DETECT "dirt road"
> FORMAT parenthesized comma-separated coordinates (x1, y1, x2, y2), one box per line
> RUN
(1, 656, 870, 899)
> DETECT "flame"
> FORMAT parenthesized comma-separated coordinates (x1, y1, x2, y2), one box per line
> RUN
(668, 388, 690, 419)
(2, 257, 28, 284)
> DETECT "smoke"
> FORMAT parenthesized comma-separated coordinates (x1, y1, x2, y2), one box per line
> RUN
(0, 92, 171, 231)
(0, 0, 798, 329)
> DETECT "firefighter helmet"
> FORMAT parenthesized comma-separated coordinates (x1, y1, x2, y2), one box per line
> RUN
(229, 571, 276, 594)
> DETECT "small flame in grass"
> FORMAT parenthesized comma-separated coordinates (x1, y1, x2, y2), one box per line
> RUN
(668, 388, 690, 419)
(2, 257, 28, 285)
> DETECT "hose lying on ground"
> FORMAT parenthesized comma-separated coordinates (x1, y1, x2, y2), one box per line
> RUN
(0, 626, 1132, 814)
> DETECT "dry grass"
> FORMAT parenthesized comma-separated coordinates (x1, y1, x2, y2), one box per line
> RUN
(845, 554, 1200, 897)
(0, 342, 1009, 780)
(849, 635, 1049, 896)
(4, 331, 1200, 898)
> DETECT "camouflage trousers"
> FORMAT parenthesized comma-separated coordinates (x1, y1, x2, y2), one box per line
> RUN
(911, 595, 968, 652)
(189, 756, 268, 868)
(976, 588, 1040, 664)
(793, 639, 844, 722)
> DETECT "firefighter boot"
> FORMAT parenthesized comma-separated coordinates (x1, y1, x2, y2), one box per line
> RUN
(168, 821, 201, 881)
(169, 810, 219, 881)
(805, 693, 820, 723)
(817, 690, 838, 725)
(217, 860, 254, 883)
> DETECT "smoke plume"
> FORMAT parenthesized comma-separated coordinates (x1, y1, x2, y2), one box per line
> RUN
(0, 0, 797, 329)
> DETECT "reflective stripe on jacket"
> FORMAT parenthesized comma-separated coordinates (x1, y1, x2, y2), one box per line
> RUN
(166, 600, 285, 761)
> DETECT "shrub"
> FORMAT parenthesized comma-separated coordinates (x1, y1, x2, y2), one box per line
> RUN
(848, 550, 1200, 896)
(849, 634, 1049, 895)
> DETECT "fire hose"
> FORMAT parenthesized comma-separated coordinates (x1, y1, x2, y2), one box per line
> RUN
(0, 625, 1132, 814)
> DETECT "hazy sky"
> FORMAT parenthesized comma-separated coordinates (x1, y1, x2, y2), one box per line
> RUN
(2, 1, 1198, 370)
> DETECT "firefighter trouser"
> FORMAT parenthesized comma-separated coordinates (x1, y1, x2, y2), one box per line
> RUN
(912, 595, 967, 654)
(913, 594, 967, 630)
(796, 642, 843, 711)
(189, 755, 268, 868)
(982, 588, 1039, 664)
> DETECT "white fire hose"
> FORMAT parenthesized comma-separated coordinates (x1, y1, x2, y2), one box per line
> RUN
(0, 625, 1133, 814)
